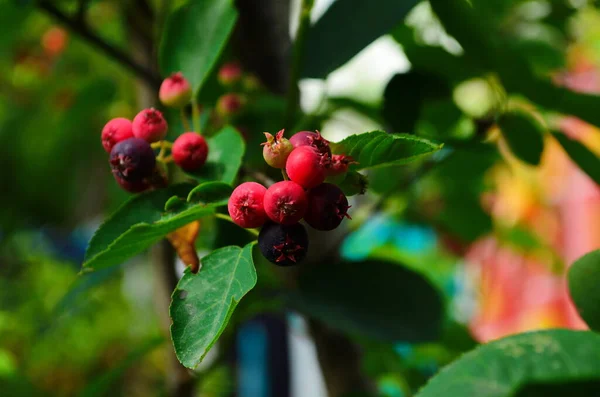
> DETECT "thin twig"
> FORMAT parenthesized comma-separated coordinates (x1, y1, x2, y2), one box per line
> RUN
(180, 109, 191, 132)
(37, 0, 162, 90)
(283, 0, 315, 129)
(76, 0, 90, 22)
(214, 213, 259, 237)
(191, 97, 201, 134)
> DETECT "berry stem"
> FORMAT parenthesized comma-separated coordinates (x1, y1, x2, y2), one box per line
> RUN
(158, 144, 167, 159)
(180, 108, 191, 132)
(192, 97, 201, 134)
(215, 213, 260, 237)
(284, 0, 315, 129)
(153, 141, 174, 163)
(151, 141, 173, 150)
(281, 169, 289, 181)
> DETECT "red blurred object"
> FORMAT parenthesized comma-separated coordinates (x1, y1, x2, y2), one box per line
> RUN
(465, 50, 600, 342)
(42, 27, 68, 57)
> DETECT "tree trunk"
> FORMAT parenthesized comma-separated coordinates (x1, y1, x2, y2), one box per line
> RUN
(308, 319, 374, 397)
(126, 2, 195, 396)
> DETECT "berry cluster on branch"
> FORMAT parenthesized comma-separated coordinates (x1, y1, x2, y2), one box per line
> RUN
(100, 72, 208, 193)
(229, 130, 355, 266)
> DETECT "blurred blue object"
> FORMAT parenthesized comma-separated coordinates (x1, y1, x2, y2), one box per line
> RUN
(237, 321, 270, 397)
(342, 213, 437, 260)
(37, 224, 95, 264)
(341, 214, 396, 260)
(392, 224, 436, 253)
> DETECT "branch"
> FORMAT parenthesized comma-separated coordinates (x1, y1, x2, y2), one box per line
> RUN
(76, 0, 90, 22)
(37, 0, 161, 90)
(284, 0, 315, 128)
(308, 318, 374, 397)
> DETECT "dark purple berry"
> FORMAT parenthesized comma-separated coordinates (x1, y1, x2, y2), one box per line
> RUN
(304, 183, 351, 231)
(109, 137, 156, 183)
(114, 175, 151, 193)
(258, 222, 308, 266)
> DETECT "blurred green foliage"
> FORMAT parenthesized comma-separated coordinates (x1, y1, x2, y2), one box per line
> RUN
(2, 0, 600, 396)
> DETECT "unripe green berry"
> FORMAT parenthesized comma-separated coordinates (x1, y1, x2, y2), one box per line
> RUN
(261, 129, 293, 169)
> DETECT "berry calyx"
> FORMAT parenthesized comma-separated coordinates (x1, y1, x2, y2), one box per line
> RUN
(304, 183, 351, 231)
(216, 93, 245, 118)
(262, 129, 294, 169)
(101, 117, 134, 153)
(172, 132, 209, 172)
(228, 182, 268, 229)
(286, 146, 328, 189)
(109, 137, 156, 183)
(113, 165, 167, 194)
(217, 62, 243, 86)
(289, 130, 332, 158)
(159, 72, 192, 108)
(132, 108, 168, 143)
(263, 181, 308, 225)
(327, 154, 357, 176)
(258, 222, 309, 266)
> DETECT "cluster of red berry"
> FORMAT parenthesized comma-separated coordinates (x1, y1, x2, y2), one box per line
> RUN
(100, 72, 209, 193)
(228, 130, 355, 266)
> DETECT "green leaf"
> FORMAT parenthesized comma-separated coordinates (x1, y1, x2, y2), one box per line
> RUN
(330, 131, 442, 170)
(394, 27, 483, 83)
(83, 184, 220, 271)
(568, 250, 600, 332)
(416, 99, 466, 140)
(302, 0, 419, 78)
(498, 110, 545, 166)
(437, 197, 492, 243)
(429, 145, 498, 242)
(417, 330, 600, 397)
(289, 260, 444, 342)
(428, 0, 600, 129)
(552, 131, 600, 186)
(159, 0, 238, 93)
(186, 126, 245, 185)
(170, 243, 257, 368)
(331, 170, 368, 196)
(186, 181, 233, 206)
(382, 72, 452, 133)
(327, 97, 382, 124)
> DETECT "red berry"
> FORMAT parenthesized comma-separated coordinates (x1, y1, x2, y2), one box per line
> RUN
(101, 117, 133, 153)
(172, 132, 209, 172)
(159, 72, 192, 108)
(228, 182, 268, 229)
(289, 130, 332, 157)
(263, 181, 308, 225)
(304, 183, 351, 231)
(42, 27, 68, 57)
(286, 146, 328, 189)
(216, 93, 245, 118)
(218, 62, 243, 86)
(327, 154, 356, 176)
(109, 138, 156, 183)
(132, 108, 168, 143)
(262, 129, 294, 169)
(258, 222, 308, 266)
